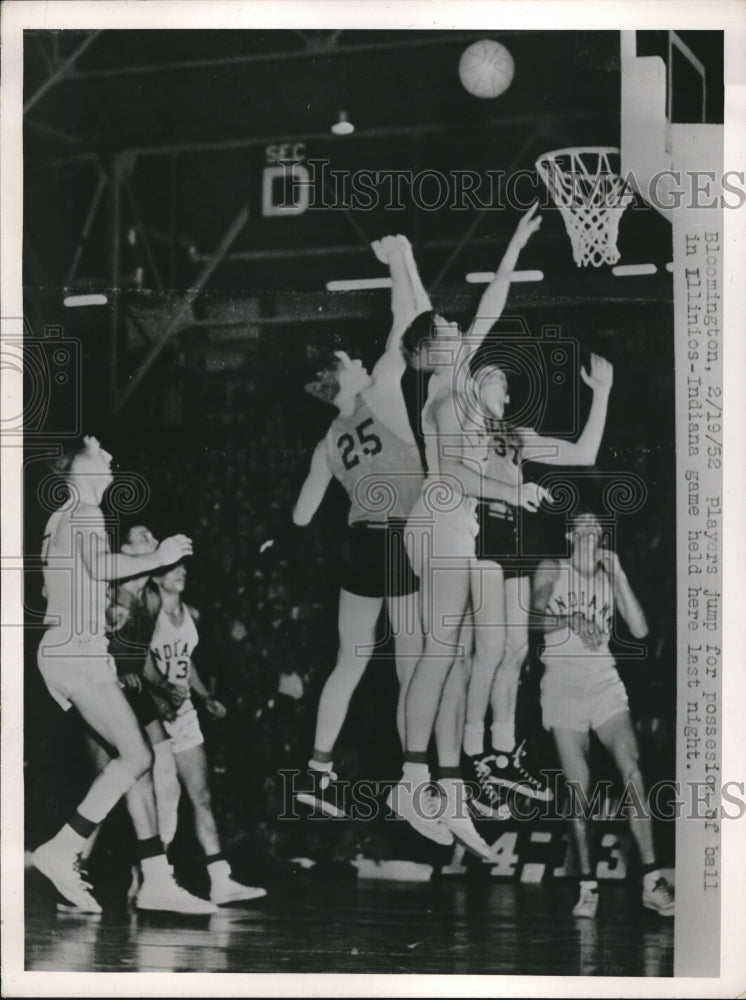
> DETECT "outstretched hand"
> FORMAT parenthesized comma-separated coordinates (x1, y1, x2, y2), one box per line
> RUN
(156, 534, 193, 567)
(518, 482, 554, 513)
(371, 233, 411, 264)
(580, 353, 613, 393)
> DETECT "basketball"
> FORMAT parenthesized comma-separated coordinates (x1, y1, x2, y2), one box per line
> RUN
(458, 39, 515, 99)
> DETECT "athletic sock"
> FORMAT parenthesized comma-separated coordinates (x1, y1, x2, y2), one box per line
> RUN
(68, 810, 98, 840)
(77, 758, 137, 825)
(308, 751, 333, 773)
(152, 740, 181, 849)
(490, 723, 514, 756)
(402, 761, 430, 785)
(436, 766, 462, 779)
(463, 723, 485, 758)
(206, 854, 231, 887)
(139, 838, 170, 883)
(44, 820, 89, 857)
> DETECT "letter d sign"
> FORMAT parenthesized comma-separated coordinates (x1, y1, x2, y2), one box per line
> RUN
(262, 163, 310, 217)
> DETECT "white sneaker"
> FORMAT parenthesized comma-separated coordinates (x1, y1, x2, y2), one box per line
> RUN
(32, 844, 102, 914)
(386, 781, 454, 846)
(136, 868, 217, 914)
(210, 875, 267, 905)
(573, 880, 599, 918)
(642, 873, 674, 917)
(437, 779, 499, 862)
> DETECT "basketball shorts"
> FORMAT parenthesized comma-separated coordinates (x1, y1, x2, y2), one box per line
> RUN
(540, 657, 629, 733)
(404, 490, 478, 578)
(164, 697, 204, 755)
(339, 519, 419, 599)
(123, 680, 160, 729)
(37, 630, 119, 712)
(475, 501, 534, 579)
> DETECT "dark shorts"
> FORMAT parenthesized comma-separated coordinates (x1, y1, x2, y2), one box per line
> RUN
(476, 502, 536, 579)
(340, 519, 420, 599)
(124, 678, 160, 729)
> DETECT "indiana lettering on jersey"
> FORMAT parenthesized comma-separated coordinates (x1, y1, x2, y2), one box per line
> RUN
(544, 574, 614, 635)
(151, 637, 192, 683)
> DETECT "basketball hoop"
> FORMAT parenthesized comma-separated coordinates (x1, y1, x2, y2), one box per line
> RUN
(535, 147, 634, 267)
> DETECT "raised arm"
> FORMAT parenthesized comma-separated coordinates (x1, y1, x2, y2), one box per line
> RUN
(598, 549, 649, 639)
(463, 202, 542, 356)
(76, 511, 192, 581)
(370, 234, 432, 381)
(519, 354, 613, 466)
(292, 438, 334, 526)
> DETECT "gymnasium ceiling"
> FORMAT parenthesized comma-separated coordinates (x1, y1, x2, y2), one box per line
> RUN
(22, 29, 721, 324)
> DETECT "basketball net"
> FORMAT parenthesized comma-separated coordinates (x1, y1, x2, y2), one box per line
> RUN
(535, 147, 634, 267)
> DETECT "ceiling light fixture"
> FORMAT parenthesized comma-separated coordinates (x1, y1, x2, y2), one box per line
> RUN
(63, 293, 109, 307)
(326, 277, 391, 292)
(465, 270, 544, 284)
(331, 110, 355, 136)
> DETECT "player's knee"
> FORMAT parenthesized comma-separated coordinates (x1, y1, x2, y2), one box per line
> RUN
(123, 741, 154, 780)
(501, 639, 528, 673)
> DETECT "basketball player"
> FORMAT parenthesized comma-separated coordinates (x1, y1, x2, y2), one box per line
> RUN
(292, 234, 430, 816)
(388, 203, 547, 855)
(147, 560, 267, 904)
(70, 523, 197, 910)
(532, 509, 674, 918)
(107, 524, 182, 853)
(464, 352, 613, 811)
(32, 436, 209, 913)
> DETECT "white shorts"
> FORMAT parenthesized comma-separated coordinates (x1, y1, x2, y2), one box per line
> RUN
(37, 630, 118, 712)
(540, 657, 629, 733)
(404, 488, 478, 578)
(164, 698, 204, 755)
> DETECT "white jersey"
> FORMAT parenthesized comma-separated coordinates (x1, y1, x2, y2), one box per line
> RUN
(40, 506, 110, 646)
(149, 604, 199, 689)
(540, 559, 615, 663)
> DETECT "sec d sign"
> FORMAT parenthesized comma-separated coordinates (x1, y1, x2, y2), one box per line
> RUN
(262, 163, 310, 217)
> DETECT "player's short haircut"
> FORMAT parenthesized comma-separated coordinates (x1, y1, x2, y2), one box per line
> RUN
(400, 309, 439, 365)
(569, 505, 601, 529)
(304, 353, 343, 405)
(47, 436, 89, 477)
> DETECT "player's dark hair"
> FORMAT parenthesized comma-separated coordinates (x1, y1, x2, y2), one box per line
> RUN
(569, 505, 601, 528)
(304, 353, 343, 405)
(400, 309, 439, 365)
(47, 436, 89, 477)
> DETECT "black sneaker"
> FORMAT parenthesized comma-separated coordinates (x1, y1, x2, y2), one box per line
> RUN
(483, 742, 553, 801)
(294, 768, 347, 818)
(466, 756, 511, 819)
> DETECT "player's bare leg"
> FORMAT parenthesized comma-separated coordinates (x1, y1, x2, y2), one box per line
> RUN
(32, 680, 152, 913)
(146, 720, 181, 851)
(389, 561, 497, 859)
(295, 590, 383, 817)
(55, 695, 214, 915)
(487, 576, 552, 800)
(551, 726, 597, 917)
(388, 588, 423, 748)
(175, 743, 266, 904)
(595, 711, 674, 917)
(465, 559, 506, 757)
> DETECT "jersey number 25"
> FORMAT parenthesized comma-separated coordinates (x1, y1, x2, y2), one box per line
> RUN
(338, 417, 383, 471)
